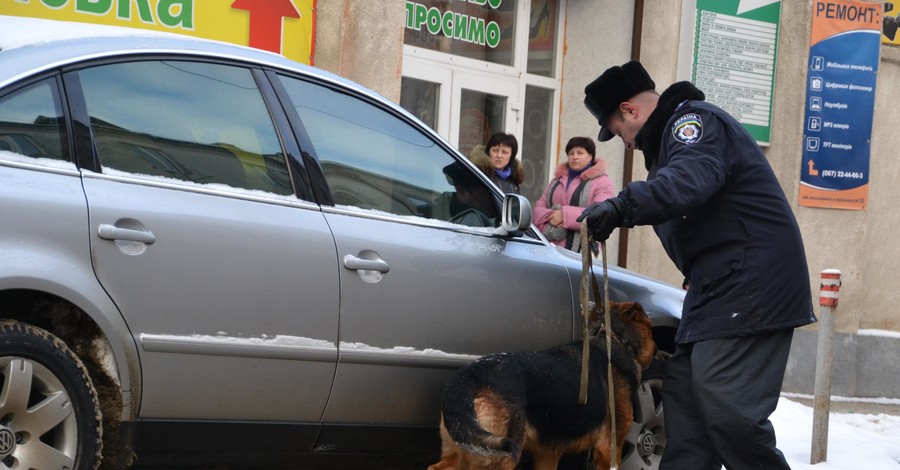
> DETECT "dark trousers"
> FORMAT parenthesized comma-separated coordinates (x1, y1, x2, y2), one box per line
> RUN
(659, 329, 794, 470)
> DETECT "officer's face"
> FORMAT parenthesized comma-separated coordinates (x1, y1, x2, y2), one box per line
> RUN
(605, 103, 646, 150)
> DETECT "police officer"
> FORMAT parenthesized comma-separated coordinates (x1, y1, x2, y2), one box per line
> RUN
(578, 60, 816, 469)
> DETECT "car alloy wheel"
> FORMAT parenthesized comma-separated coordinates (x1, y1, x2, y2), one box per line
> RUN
(0, 320, 102, 470)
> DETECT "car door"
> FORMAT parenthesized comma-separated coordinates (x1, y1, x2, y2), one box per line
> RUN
(276, 74, 576, 425)
(69, 59, 339, 422)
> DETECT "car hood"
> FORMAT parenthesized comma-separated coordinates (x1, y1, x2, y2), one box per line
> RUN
(552, 244, 684, 327)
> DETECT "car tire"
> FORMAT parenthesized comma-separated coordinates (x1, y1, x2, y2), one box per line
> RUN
(620, 354, 669, 470)
(0, 320, 102, 470)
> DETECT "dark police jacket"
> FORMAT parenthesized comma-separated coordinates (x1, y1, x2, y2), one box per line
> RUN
(622, 82, 816, 344)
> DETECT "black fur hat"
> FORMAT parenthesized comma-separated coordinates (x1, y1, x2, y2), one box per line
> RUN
(443, 161, 480, 188)
(584, 60, 656, 141)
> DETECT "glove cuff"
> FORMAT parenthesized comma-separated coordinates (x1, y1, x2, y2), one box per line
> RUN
(608, 196, 635, 228)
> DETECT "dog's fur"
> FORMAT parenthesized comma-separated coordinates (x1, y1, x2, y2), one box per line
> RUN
(428, 302, 655, 470)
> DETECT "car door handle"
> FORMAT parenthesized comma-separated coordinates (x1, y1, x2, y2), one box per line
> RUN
(98, 224, 157, 245)
(342, 255, 390, 273)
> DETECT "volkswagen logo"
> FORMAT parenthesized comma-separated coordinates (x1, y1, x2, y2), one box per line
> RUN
(0, 427, 15, 458)
(639, 431, 657, 456)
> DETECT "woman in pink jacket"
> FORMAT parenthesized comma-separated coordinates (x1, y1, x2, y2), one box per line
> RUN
(533, 137, 616, 253)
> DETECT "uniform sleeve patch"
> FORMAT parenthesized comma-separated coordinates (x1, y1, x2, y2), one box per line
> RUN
(672, 113, 702, 144)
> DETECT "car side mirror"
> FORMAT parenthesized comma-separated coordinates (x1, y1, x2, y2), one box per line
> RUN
(500, 194, 532, 236)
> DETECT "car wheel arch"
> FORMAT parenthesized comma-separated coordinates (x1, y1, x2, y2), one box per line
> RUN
(0, 290, 134, 467)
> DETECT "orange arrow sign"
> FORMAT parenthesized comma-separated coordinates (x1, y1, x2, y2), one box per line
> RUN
(808, 159, 819, 176)
(231, 0, 301, 54)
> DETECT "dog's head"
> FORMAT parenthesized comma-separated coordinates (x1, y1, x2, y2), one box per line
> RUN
(589, 301, 656, 369)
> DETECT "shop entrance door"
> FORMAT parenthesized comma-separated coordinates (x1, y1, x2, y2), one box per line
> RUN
(451, 71, 519, 160)
(401, 58, 520, 159)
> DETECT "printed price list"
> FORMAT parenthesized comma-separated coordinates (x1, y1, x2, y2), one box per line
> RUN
(693, 10, 777, 127)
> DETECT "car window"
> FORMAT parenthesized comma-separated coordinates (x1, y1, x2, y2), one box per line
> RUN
(277, 74, 499, 227)
(0, 78, 68, 161)
(77, 60, 292, 195)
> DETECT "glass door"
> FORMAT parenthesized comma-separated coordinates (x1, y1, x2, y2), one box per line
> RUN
(452, 71, 519, 160)
(399, 59, 451, 138)
(401, 57, 519, 161)
(401, 0, 565, 203)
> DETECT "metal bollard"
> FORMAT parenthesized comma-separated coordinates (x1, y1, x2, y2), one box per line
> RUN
(810, 269, 841, 464)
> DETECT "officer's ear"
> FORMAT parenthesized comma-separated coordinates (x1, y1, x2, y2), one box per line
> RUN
(618, 101, 638, 119)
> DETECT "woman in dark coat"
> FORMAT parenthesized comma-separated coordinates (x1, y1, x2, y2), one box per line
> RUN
(468, 132, 524, 194)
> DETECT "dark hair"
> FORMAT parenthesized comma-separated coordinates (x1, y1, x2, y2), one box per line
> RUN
(565, 136, 596, 159)
(485, 133, 518, 160)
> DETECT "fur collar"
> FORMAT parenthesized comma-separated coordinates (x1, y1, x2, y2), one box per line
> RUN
(634, 81, 705, 170)
(505, 163, 526, 185)
(468, 144, 525, 185)
(554, 159, 608, 181)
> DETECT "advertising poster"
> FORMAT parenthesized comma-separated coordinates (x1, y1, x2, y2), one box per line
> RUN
(882, 1, 900, 44)
(0, 0, 316, 65)
(684, 0, 782, 145)
(799, 0, 880, 210)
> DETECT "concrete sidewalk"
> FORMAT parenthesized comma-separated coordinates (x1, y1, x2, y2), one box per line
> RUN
(782, 392, 900, 416)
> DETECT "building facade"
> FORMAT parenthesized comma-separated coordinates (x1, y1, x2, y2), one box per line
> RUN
(9, 0, 891, 397)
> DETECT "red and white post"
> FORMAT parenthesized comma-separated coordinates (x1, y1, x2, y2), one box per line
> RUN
(811, 269, 841, 464)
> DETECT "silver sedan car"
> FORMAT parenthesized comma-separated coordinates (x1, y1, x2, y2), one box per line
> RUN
(0, 16, 683, 470)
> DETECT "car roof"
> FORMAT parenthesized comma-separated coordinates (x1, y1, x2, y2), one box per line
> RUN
(0, 15, 383, 106)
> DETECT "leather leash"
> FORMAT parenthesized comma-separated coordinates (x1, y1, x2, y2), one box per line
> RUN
(578, 221, 592, 405)
(578, 221, 618, 469)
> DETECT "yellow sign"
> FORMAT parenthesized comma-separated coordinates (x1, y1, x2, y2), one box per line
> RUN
(883, 2, 899, 45)
(0, 0, 316, 65)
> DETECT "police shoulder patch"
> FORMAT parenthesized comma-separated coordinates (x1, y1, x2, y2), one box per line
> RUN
(672, 113, 703, 144)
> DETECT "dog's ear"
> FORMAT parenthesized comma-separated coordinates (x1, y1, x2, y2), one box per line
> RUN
(618, 301, 642, 321)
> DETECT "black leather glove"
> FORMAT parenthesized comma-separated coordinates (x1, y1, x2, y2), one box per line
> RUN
(576, 196, 626, 242)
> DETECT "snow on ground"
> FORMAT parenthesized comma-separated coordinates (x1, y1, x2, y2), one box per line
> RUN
(774, 396, 900, 469)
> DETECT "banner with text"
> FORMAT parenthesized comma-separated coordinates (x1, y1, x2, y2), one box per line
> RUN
(403, 0, 515, 66)
(0, 0, 315, 65)
(799, 0, 880, 211)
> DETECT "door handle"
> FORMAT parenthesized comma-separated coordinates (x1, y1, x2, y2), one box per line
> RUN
(342, 255, 390, 273)
(98, 224, 157, 245)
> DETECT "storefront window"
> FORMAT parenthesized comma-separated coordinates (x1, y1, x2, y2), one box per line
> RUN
(521, 85, 553, 202)
(404, 0, 517, 66)
(400, 76, 439, 130)
(526, 0, 559, 77)
(402, 0, 563, 200)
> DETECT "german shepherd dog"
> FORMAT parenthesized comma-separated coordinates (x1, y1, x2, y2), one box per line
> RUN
(428, 302, 655, 470)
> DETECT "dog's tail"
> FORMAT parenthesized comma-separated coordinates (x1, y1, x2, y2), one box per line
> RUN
(440, 368, 523, 460)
